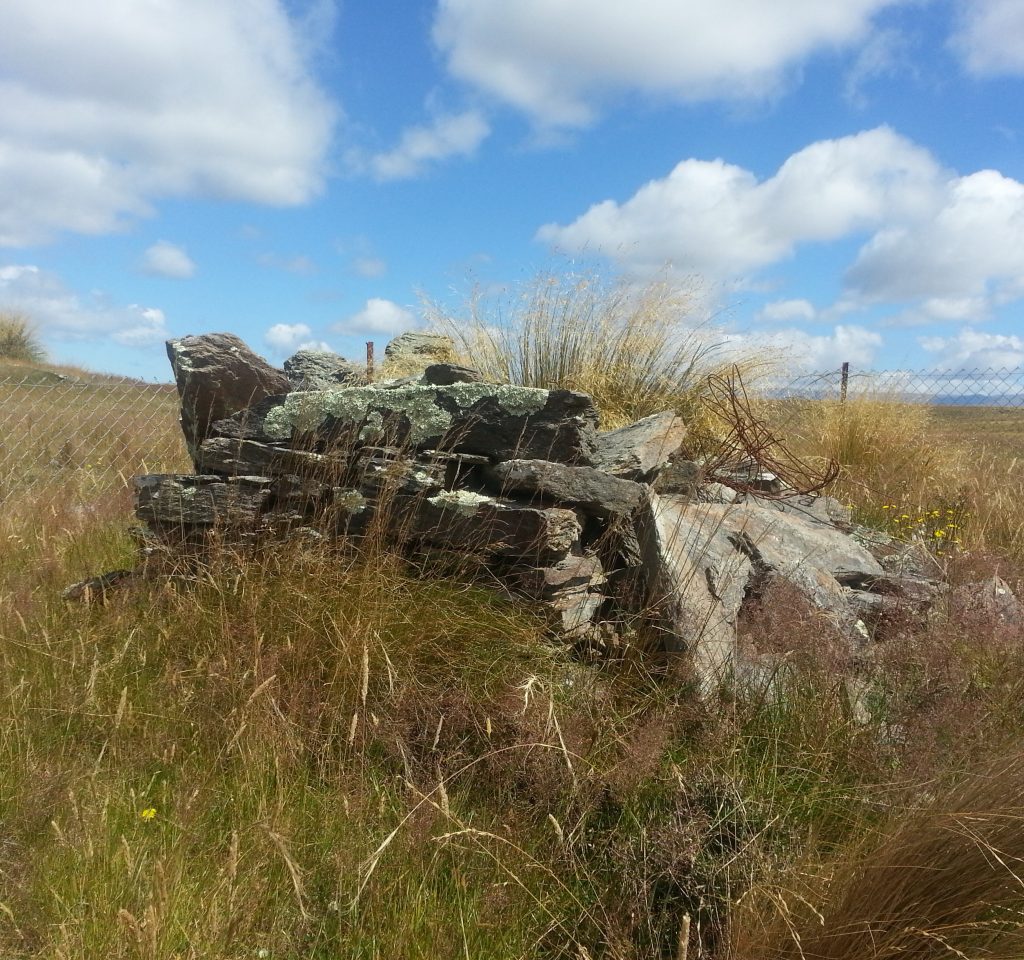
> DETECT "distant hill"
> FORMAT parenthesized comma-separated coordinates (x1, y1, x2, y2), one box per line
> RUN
(0, 357, 151, 385)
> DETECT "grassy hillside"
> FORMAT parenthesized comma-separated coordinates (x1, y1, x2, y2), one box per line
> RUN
(2, 298, 1024, 958)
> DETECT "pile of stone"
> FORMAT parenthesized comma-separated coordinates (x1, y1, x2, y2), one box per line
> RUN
(129, 332, 992, 687)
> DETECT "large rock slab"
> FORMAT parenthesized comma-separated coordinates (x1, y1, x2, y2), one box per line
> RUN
(635, 496, 885, 683)
(197, 437, 333, 477)
(284, 349, 366, 390)
(210, 383, 600, 464)
(592, 411, 688, 481)
(487, 458, 644, 519)
(384, 331, 454, 362)
(166, 334, 290, 465)
(135, 474, 272, 529)
(637, 493, 753, 684)
(407, 490, 581, 561)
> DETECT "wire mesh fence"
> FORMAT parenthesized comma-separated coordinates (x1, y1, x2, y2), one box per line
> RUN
(1, 365, 1022, 508)
(0, 375, 188, 504)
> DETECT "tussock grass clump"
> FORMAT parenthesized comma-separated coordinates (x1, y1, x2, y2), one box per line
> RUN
(730, 750, 1024, 960)
(426, 272, 770, 429)
(0, 310, 45, 363)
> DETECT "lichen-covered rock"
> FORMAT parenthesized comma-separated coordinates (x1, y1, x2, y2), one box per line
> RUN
(284, 349, 366, 390)
(592, 411, 688, 481)
(487, 458, 644, 519)
(166, 333, 289, 466)
(210, 383, 600, 464)
(384, 331, 454, 362)
(135, 474, 272, 529)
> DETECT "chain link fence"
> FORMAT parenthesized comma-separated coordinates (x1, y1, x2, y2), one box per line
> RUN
(2, 365, 1022, 507)
(0, 375, 188, 504)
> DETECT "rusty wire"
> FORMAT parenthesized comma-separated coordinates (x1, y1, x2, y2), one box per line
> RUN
(698, 366, 841, 498)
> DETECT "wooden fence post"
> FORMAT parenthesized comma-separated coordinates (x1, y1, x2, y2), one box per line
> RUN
(840, 361, 849, 404)
(366, 341, 374, 383)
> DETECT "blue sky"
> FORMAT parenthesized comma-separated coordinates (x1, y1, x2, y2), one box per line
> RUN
(2, 0, 1023, 380)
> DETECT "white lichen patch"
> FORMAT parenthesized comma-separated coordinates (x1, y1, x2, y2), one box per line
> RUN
(332, 489, 367, 514)
(261, 384, 551, 442)
(428, 489, 493, 516)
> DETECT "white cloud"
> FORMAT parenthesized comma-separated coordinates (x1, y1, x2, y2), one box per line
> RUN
(919, 328, 1024, 370)
(540, 126, 1024, 325)
(538, 127, 942, 278)
(140, 241, 196, 279)
(750, 324, 883, 372)
(757, 298, 818, 323)
(434, 0, 908, 127)
(352, 256, 387, 278)
(844, 169, 1024, 306)
(265, 323, 318, 353)
(0, 263, 168, 346)
(951, 0, 1024, 76)
(364, 110, 490, 181)
(334, 298, 416, 335)
(0, 0, 337, 246)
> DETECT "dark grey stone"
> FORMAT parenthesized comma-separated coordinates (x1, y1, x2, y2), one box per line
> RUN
(166, 333, 290, 466)
(421, 362, 485, 385)
(284, 349, 366, 390)
(487, 458, 644, 519)
(135, 474, 272, 529)
(384, 331, 454, 361)
(652, 457, 702, 499)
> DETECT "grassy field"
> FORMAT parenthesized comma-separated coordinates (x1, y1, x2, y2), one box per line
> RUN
(2, 333, 1024, 958)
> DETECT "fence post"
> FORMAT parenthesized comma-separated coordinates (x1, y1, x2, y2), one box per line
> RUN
(840, 361, 849, 404)
(366, 341, 374, 383)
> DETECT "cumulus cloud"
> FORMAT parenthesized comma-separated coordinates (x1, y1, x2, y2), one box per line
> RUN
(844, 169, 1024, 307)
(539, 126, 1024, 325)
(434, 0, 908, 127)
(140, 241, 196, 279)
(539, 127, 942, 278)
(756, 298, 818, 323)
(0, 0, 337, 246)
(919, 328, 1024, 370)
(362, 110, 490, 181)
(749, 324, 883, 372)
(951, 0, 1024, 76)
(0, 263, 167, 346)
(263, 323, 331, 355)
(334, 298, 417, 335)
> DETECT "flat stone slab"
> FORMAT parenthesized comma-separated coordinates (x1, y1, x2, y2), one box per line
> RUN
(487, 458, 644, 519)
(197, 437, 333, 477)
(211, 383, 600, 465)
(407, 491, 582, 561)
(592, 410, 688, 481)
(136, 474, 272, 528)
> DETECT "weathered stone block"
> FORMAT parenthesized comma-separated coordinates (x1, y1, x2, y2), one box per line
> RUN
(487, 458, 644, 518)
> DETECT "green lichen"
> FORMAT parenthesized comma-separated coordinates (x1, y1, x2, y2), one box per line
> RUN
(262, 384, 550, 442)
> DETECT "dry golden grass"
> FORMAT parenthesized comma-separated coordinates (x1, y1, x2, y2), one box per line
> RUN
(426, 272, 773, 430)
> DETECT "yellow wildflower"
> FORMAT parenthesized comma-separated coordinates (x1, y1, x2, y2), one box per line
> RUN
(140, 808, 157, 821)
